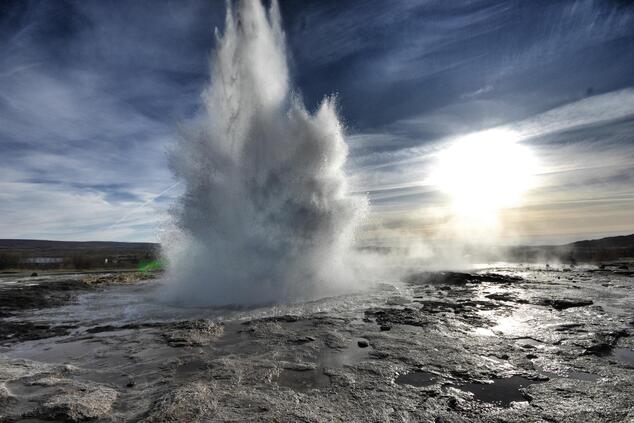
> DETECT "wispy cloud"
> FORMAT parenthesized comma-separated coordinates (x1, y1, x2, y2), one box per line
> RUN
(1, 0, 633, 243)
(0, 0, 215, 240)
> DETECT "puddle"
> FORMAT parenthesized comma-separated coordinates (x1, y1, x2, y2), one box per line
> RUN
(567, 371, 599, 382)
(395, 370, 437, 387)
(277, 343, 370, 391)
(540, 368, 599, 382)
(457, 376, 542, 407)
(612, 348, 634, 366)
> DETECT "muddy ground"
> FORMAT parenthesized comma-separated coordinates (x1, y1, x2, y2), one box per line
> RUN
(0, 265, 632, 422)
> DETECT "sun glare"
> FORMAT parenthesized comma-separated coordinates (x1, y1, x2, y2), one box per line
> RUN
(431, 129, 538, 223)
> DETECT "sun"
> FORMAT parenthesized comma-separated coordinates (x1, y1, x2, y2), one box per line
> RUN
(431, 128, 538, 224)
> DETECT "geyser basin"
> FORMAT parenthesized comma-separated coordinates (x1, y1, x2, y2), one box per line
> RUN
(2, 266, 633, 421)
(164, 0, 366, 306)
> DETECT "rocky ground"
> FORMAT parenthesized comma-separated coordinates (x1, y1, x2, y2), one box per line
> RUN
(0, 265, 632, 422)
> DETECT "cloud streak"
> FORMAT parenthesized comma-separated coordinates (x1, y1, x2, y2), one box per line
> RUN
(0, 0, 633, 243)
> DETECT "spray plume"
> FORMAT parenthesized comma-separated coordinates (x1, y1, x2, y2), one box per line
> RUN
(163, 0, 367, 305)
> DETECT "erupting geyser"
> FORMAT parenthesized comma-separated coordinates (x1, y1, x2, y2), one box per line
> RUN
(164, 0, 367, 305)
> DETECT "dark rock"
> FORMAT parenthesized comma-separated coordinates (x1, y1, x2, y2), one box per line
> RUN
(287, 336, 315, 345)
(357, 339, 369, 348)
(30, 272, 38, 277)
(417, 300, 466, 314)
(405, 271, 522, 286)
(243, 315, 301, 324)
(380, 325, 391, 331)
(536, 298, 593, 310)
(485, 292, 519, 302)
(86, 322, 166, 333)
(554, 323, 585, 332)
(583, 329, 629, 356)
(87, 324, 128, 334)
(365, 308, 430, 328)
(0, 321, 74, 344)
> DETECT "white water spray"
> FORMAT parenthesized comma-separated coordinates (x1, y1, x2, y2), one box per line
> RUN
(164, 0, 367, 305)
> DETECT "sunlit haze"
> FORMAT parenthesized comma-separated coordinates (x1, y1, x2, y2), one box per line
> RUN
(431, 129, 539, 226)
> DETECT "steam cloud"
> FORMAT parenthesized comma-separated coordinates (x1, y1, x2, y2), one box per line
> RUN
(163, 0, 367, 305)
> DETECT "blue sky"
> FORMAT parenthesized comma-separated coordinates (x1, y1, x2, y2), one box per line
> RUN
(1, 0, 633, 244)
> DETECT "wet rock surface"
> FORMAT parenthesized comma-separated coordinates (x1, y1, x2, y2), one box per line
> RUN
(535, 297, 594, 310)
(143, 381, 216, 422)
(0, 279, 90, 318)
(0, 322, 75, 343)
(32, 383, 118, 421)
(0, 265, 632, 422)
(0, 272, 157, 343)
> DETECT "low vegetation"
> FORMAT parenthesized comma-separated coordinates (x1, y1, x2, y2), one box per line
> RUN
(0, 239, 160, 271)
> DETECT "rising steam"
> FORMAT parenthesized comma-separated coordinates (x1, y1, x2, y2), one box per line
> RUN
(163, 0, 367, 305)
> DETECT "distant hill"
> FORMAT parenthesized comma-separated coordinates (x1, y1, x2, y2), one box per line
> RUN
(568, 234, 634, 250)
(0, 239, 159, 271)
(508, 234, 634, 263)
(0, 239, 158, 253)
(2, 234, 632, 270)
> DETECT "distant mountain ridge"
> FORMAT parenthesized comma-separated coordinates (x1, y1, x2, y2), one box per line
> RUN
(1, 234, 632, 267)
(566, 234, 634, 250)
(508, 234, 634, 263)
(0, 239, 158, 253)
